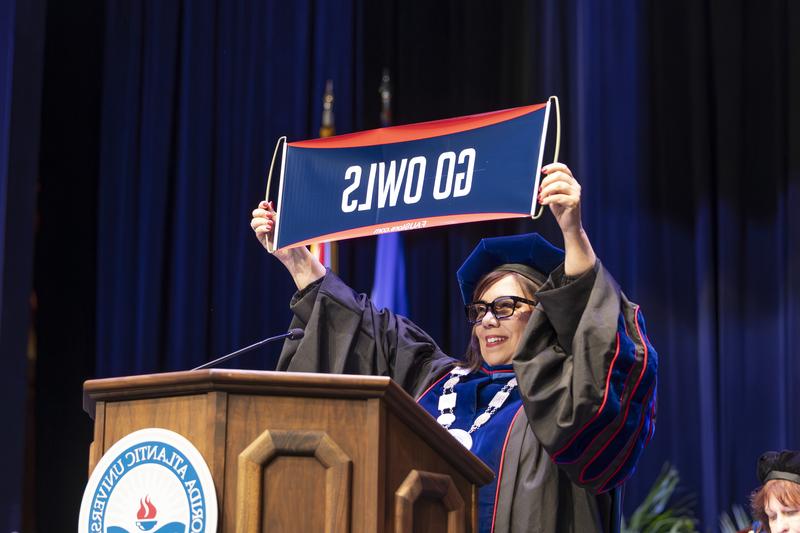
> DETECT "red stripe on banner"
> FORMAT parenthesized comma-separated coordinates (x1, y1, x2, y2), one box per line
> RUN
(287, 103, 547, 149)
(279, 212, 527, 250)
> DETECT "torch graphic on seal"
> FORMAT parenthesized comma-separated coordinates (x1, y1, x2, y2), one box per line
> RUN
(135, 495, 158, 531)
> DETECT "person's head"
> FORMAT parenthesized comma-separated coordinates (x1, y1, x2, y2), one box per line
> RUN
(462, 268, 540, 369)
(751, 451, 800, 533)
(456, 233, 564, 371)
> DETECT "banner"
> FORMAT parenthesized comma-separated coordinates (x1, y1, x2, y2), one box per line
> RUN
(268, 102, 551, 251)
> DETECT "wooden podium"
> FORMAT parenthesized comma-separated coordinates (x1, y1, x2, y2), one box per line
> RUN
(83, 369, 494, 532)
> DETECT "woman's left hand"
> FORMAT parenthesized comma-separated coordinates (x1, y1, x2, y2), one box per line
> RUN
(539, 163, 583, 236)
(539, 163, 596, 276)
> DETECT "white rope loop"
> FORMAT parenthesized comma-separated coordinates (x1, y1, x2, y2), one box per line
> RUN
(263, 136, 287, 253)
(531, 95, 561, 220)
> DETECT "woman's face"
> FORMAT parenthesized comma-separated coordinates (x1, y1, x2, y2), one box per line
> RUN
(474, 274, 534, 366)
(765, 495, 800, 533)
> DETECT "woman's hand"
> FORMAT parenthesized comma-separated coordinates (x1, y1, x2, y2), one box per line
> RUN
(539, 163, 583, 235)
(251, 201, 285, 256)
(539, 163, 596, 277)
(250, 200, 326, 290)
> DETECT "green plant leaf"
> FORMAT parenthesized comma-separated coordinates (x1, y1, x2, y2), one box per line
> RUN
(623, 462, 698, 533)
(719, 503, 753, 533)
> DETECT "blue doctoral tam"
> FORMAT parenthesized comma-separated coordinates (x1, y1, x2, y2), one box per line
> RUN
(456, 233, 564, 304)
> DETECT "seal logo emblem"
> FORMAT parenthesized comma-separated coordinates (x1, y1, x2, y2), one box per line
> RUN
(79, 428, 218, 533)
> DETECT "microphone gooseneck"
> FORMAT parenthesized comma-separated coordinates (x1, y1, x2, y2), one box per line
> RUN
(192, 329, 304, 371)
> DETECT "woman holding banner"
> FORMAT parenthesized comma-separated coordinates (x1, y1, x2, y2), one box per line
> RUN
(250, 162, 657, 533)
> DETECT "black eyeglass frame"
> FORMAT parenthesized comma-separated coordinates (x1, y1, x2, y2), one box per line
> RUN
(464, 295, 538, 325)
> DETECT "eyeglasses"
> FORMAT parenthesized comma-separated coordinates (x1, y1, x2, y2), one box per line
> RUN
(464, 295, 538, 325)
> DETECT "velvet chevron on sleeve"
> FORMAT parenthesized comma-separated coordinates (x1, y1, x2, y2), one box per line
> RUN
(512, 260, 658, 493)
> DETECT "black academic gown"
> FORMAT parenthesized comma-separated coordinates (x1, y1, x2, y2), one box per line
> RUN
(277, 260, 657, 533)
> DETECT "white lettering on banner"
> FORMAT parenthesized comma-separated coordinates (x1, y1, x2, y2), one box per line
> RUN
(358, 163, 377, 211)
(341, 165, 361, 213)
(339, 148, 477, 213)
(373, 220, 428, 234)
(454, 148, 475, 197)
(404, 156, 426, 204)
(378, 159, 407, 208)
(433, 151, 456, 200)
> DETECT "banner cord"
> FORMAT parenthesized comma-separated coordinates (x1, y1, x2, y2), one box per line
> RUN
(531, 95, 561, 220)
(263, 135, 286, 253)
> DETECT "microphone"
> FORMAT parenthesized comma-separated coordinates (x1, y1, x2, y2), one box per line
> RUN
(192, 328, 304, 370)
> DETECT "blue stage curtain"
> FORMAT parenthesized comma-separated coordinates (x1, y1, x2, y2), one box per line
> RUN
(0, 3, 23, 529)
(639, 1, 800, 523)
(91, 0, 800, 528)
(0, 0, 45, 529)
(96, 0, 360, 376)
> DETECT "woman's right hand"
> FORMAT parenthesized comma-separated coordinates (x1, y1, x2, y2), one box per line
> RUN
(251, 200, 282, 253)
(250, 200, 326, 289)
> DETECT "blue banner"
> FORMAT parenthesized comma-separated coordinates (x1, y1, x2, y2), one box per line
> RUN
(270, 103, 551, 250)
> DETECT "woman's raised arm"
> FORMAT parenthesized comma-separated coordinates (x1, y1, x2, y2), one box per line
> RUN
(250, 200, 326, 290)
(539, 163, 597, 277)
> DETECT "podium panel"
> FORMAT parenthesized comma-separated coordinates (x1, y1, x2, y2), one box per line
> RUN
(84, 370, 494, 532)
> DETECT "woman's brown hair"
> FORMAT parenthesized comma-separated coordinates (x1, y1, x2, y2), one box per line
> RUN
(457, 269, 540, 372)
(750, 479, 800, 532)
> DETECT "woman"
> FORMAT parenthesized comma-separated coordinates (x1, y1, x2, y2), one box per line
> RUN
(251, 163, 657, 532)
(751, 451, 800, 533)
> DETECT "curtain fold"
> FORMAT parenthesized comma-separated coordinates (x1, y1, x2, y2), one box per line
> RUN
(97, 0, 359, 375)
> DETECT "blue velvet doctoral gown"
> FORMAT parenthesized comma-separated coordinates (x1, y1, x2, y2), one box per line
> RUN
(417, 363, 524, 531)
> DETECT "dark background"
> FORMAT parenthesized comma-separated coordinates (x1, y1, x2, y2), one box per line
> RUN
(1, 0, 798, 531)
